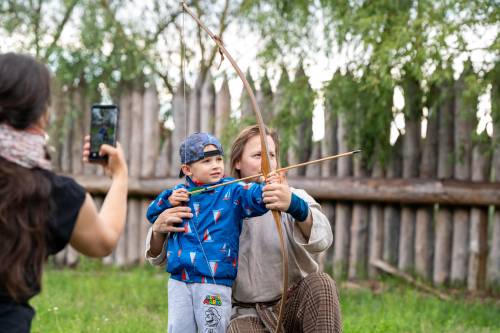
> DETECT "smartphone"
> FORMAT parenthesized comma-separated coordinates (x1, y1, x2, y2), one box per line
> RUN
(89, 104, 119, 162)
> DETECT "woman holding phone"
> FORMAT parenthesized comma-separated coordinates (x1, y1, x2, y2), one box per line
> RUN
(0, 52, 129, 332)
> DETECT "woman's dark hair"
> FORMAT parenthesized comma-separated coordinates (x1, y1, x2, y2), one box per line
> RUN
(0, 53, 51, 129)
(0, 53, 52, 302)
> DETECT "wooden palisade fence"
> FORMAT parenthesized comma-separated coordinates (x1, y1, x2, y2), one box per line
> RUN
(48, 66, 500, 293)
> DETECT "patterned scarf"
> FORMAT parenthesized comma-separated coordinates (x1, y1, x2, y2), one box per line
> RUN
(0, 123, 52, 170)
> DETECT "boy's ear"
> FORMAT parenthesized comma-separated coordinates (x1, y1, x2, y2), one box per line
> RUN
(181, 164, 192, 176)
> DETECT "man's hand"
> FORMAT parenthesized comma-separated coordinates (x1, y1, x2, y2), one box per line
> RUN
(152, 206, 193, 234)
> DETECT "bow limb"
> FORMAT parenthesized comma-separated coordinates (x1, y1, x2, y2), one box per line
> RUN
(181, 3, 288, 332)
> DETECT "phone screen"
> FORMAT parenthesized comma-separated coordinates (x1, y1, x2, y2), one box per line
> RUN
(89, 104, 119, 161)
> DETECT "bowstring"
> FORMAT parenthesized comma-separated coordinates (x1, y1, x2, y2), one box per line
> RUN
(181, 4, 217, 286)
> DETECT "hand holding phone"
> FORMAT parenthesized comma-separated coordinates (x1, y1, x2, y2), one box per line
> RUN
(89, 104, 119, 162)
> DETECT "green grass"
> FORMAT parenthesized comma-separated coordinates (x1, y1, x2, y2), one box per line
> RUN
(340, 282, 500, 333)
(31, 259, 500, 333)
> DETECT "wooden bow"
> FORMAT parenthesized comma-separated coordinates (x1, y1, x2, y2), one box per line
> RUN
(181, 3, 288, 331)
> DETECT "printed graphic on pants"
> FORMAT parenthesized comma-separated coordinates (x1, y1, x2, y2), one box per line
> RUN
(203, 294, 222, 306)
(204, 307, 221, 328)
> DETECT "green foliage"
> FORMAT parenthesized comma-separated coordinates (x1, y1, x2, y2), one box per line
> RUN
(324, 70, 393, 168)
(271, 65, 315, 166)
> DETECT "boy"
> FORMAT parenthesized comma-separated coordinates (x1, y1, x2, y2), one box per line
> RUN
(146, 132, 269, 333)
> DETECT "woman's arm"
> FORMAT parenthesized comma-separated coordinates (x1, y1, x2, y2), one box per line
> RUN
(69, 137, 128, 257)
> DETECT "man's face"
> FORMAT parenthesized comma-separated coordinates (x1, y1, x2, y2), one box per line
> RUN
(182, 144, 224, 184)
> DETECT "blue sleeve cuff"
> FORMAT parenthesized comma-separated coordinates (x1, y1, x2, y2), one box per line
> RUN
(146, 189, 173, 223)
(286, 193, 309, 222)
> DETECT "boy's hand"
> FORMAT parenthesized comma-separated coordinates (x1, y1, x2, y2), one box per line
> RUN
(168, 188, 189, 206)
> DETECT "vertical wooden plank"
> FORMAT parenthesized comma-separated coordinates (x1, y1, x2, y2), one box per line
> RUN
(399, 76, 421, 272)
(155, 132, 171, 178)
(305, 141, 321, 177)
(434, 81, 455, 285)
(215, 76, 231, 140)
(490, 64, 500, 289)
(368, 160, 384, 278)
(348, 158, 369, 279)
(451, 64, 475, 285)
(140, 200, 152, 265)
(383, 140, 402, 266)
(60, 92, 72, 173)
(141, 85, 160, 178)
(415, 86, 439, 280)
(240, 70, 256, 121)
(70, 87, 84, 175)
(256, 72, 273, 123)
(333, 114, 352, 279)
(129, 87, 144, 177)
(288, 64, 313, 176)
(468, 144, 491, 290)
(126, 199, 141, 265)
(200, 72, 215, 134)
(171, 82, 188, 177)
(315, 202, 335, 272)
(118, 87, 132, 166)
(47, 79, 64, 171)
(82, 86, 97, 175)
(188, 76, 201, 134)
(321, 100, 338, 178)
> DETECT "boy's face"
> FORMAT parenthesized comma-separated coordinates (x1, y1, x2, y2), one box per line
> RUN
(182, 144, 224, 184)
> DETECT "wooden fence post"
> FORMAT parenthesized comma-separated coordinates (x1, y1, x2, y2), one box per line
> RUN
(416, 86, 439, 280)
(451, 65, 475, 285)
(215, 76, 231, 140)
(369, 160, 384, 278)
(171, 81, 188, 176)
(333, 114, 352, 279)
(399, 76, 421, 272)
(349, 157, 369, 279)
(200, 72, 215, 134)
(467, 143, 491, 290)
(383, 140, 402, 266)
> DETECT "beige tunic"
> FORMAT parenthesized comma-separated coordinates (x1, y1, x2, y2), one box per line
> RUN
(144, 188, 333, 313)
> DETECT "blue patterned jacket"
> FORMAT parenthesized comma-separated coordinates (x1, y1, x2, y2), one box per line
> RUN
(146, 176, 268, 286)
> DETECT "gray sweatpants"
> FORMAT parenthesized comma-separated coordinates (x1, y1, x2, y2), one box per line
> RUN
(168, 278, 232, 333)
